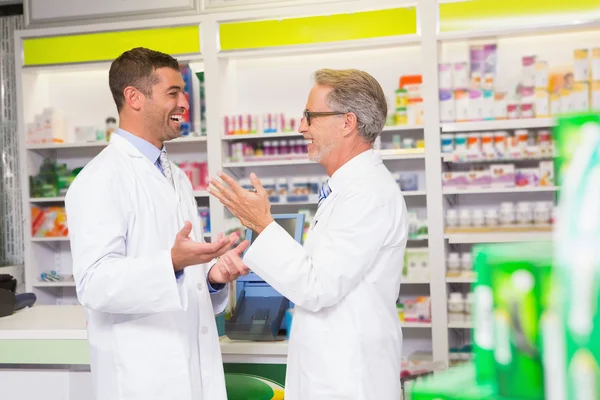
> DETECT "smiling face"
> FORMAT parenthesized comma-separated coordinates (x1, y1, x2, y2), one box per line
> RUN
(141, 67, 189, 144)
(298, 84, 344, 164)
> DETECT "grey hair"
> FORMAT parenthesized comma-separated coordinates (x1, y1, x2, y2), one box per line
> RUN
(314, 68, 387, 143)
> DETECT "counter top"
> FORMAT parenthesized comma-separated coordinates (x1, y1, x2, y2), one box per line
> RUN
(0, 305, 288, 358)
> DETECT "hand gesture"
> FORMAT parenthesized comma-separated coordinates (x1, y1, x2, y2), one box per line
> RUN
(171, 221, 236, 272)
(208, 172, 274, 234)
(208, 239, 251, 284)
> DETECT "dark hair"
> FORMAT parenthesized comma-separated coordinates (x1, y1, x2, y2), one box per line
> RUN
(109, 47, 180, 112)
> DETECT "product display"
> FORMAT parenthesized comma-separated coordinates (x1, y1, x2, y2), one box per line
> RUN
(227, 139, 308, 162)
(442, 160, 555, 189)
(179, 161, 209, 191)
(439, 45, 600, 123)
(31, 206, 68, 237)
(445, 202, 554, 233)
(408, 211, 428, 240)
(446, 252, 474, 278)
(390, 74, 424, 126)
(441, 129, 554, 162)
(29, 159, 82, 198)
(397, 296, 431, 323)
(403, 248, 430, 281)
(224, 113, 299, 136)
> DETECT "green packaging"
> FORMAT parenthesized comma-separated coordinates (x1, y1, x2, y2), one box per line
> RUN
(471, 246, 496, 386)
(544, 114, 600, 400)
(473, 242, 553, 399)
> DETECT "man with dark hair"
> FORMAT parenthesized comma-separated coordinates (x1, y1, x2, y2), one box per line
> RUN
(65, 47, 248, 400)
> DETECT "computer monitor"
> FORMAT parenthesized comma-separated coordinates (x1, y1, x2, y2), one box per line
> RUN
(243, 213, 305, 251)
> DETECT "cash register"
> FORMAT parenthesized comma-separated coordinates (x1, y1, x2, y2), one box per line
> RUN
(225, 213, 305, 341)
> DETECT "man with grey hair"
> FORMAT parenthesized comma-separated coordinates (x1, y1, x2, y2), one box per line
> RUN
(209, 68, 408, 399)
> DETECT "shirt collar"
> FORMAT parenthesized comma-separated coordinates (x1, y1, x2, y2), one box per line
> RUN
(115, 128, 165, 165)
(328, 149, 378, 193)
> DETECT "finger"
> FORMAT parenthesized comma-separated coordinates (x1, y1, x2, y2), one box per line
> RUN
(208, 178, 237, 203)
(177, 221, 192, 240)
(217, 262, 230, 282)
(235, 239, 250, 255)
(249, 173, 268, 197)
(217, 172, 247, 197)
(222, 255, 240, 280)
(227, 232, 239, 244)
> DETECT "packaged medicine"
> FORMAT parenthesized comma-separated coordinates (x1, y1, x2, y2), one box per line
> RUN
(560, 88, 573, 114)
(468, 90, 483, 121)
(574, 49, 590, 82)
(550, 92, 561, 116)
(573, 82, 590, 112)
(454, 90, 469, 121)
(592, 48, 600, 81)
(438, 63, 452, 89)
(593, 81, 600, 111)
(534, 89, 550, 118)
(453, 62, 469, 90)
(494, 92, 508, 119)
(482, 90, 494, 120)
(439, 89, 455, 122)
(521, 55, 537, 87)
(534, 61, 549, 89)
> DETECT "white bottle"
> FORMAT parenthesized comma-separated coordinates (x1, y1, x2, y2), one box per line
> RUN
(447, 252, 461, 275)
(472, 209, 485, 227)
(499, 202, 515, 226)
(461, 252, 472, 272)
(533, 201, 550, 225)
(459, 209, 472, 227)
(448, 292, 465, 323)
(516, 201, 533, 225)
(485, 208, 499, 227)
(446, 209, 459, 228)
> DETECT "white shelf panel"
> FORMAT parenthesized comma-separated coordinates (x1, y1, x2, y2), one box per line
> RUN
(402, 190, 427, 196)
(402, 279, 430, 284)
(33, 281, 76, 288)
(445, 231, 552, 244)
(401, 322, 432, 328)
(30, 197, 65, 203)
(222, 132, 302, 141)
(167, 136, 207, 144)
(448, 321, 473, 329)
(442, 154, 555, 163)
(441, 118, 555, 133)
(31, 237, 70, 242)
(443, 186, 558, 195)
(194, 191, 209, 198)
(224, 152, 424, 167)
(382, 125, 424, 132)
(446, 276, 476, 283)
(27, 141, 108, 150)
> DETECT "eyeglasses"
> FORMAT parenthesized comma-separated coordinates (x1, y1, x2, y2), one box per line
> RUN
(303, 109, 346, 126)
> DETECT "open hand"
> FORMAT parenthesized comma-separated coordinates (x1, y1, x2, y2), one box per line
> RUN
(208, 239, 251, 284)
(171, 221, 237, 271)
(208, 172, 274, 234)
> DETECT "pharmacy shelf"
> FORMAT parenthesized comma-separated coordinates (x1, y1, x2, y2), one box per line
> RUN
(31, 191, 210, 202)
(403, 190, 427, 196)
(30, 197, 65, 203)
(32, 281, 76, 288)
(446, 276, 477, 283)
(30, 237, 70, 242)
(223, 152, 424, 167)
(382, 125, 424, 132)
(402, 279, 431, 284)
(442, 186, 558, 195)
(444, 231, 553, 244)
(222, 132, 302, 141)
(168, 135, 207, 143)
(442, 154, 555, 163)
(401, 322, 432, 328)
(440, 118, 555, 133)
(26, 141, 109, 150)
(447, 321, 473, 329)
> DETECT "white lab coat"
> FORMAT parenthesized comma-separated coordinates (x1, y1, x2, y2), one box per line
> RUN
(244, 149, 408, 400)
(65, 134, 228, 400)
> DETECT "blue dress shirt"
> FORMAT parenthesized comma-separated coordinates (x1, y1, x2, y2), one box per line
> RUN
(115, 129, 224, 292)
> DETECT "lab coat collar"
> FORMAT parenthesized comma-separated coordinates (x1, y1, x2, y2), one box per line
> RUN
(328, 149, 380, 194)
(115, 128, 164, 165)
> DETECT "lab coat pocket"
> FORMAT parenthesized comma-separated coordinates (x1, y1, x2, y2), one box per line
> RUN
(113, 313, 190, 398)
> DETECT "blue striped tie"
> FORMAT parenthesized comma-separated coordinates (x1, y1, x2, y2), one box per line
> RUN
(318, 180, 332, 208)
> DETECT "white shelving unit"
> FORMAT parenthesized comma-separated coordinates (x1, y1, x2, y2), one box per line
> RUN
(12, 0, 600, 368)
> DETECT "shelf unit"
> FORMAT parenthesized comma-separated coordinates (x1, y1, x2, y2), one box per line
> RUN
(11, 0, 600, 368)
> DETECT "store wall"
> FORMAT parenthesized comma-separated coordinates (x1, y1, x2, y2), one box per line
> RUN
(0, 9, 24, 266)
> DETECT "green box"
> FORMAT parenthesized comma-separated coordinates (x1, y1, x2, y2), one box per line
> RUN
(543, 114, 600, 400)
(474, 242, 553, 400)
(471, 246, 496, 386)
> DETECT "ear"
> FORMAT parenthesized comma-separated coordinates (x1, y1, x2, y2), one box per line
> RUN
(123, 86, 144, 111)
(342, 112, 358, 137)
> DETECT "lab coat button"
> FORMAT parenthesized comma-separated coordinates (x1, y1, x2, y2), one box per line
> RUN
(201, 326, 208, 334)
(197, 283, 203, 291)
